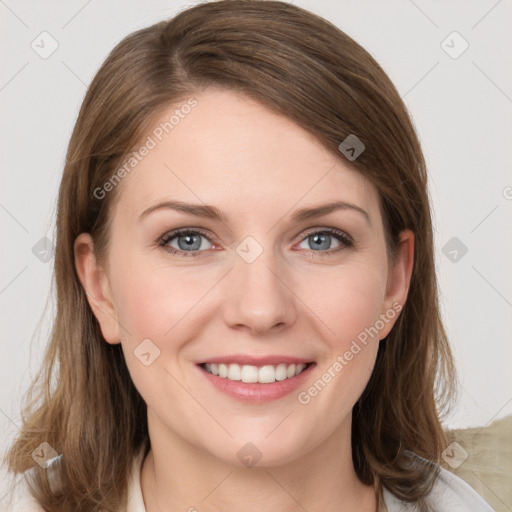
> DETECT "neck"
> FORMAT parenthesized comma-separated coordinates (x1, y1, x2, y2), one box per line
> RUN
(140, 410, 377, 512)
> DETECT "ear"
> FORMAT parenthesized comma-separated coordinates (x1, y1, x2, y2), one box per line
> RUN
(74, 233, 121, 345)
(378, 229, 414, 340)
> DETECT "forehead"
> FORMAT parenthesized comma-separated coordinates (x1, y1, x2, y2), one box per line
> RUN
(111, 88, 380, 225)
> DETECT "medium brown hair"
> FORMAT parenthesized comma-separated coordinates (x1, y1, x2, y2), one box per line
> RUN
(4, 1, 456, 510)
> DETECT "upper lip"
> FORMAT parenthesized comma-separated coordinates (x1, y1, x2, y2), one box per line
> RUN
(197, 355, 314, 366)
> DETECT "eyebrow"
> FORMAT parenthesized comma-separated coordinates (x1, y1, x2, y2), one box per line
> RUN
(138, 200, 371, 226)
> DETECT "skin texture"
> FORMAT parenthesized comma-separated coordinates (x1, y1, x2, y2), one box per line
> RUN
(74, 88, 414, 512)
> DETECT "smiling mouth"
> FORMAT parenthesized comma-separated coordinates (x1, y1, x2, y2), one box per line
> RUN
(200, 362, 313, 384)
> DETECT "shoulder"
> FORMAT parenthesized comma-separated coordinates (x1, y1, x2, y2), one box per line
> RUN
(0, 467, 44, 512)
(0, 449, 147, 512)
(383, 454, 496, 512)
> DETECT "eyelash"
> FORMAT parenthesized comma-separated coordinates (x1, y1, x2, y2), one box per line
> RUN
(157, 227, 353, 257)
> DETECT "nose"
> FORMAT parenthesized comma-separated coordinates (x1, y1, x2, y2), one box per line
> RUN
(222, 246, 297, 336)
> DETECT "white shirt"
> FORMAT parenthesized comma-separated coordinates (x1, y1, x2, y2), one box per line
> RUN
(0, 449, 496, 511)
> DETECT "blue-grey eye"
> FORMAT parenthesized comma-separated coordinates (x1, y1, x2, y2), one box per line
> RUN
(299, 232, 343, 251)
(162, 231, 213, 252)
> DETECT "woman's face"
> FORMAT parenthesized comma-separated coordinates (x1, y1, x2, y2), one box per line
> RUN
(76, 88, 413, 467)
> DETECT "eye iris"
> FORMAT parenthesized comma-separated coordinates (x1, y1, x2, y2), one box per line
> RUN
(178, 234, 201, 251)
(310, 233, 331, 250)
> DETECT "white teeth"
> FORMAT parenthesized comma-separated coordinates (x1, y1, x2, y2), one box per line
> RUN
(275, 363, 288, 381)
(208, 363, 219, 376)
(218, 364, 228, 378)
(203, 362, 308, 383)
(227, 364, 242, 381)
(258, 365, 276, 383)
(241, 365, 258, 383)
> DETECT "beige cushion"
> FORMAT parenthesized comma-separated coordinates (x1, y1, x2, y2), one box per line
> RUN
(446, 415, 512, 512)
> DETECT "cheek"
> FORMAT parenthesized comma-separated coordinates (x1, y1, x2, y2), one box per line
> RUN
(109, 259, 205, 407)
(296, 260, 387, 401)
(109, 254, 209, 342)
(295, 270, 384, 416)
(299, 259, 388, 344)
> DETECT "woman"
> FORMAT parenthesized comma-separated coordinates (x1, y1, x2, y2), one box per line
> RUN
(1, 1, 496, 511)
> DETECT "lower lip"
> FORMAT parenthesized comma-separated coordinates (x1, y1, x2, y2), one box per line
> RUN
(198, 364, 315, 404)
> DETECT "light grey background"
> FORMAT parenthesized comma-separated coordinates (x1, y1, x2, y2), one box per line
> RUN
(1, 0, 511, 470)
